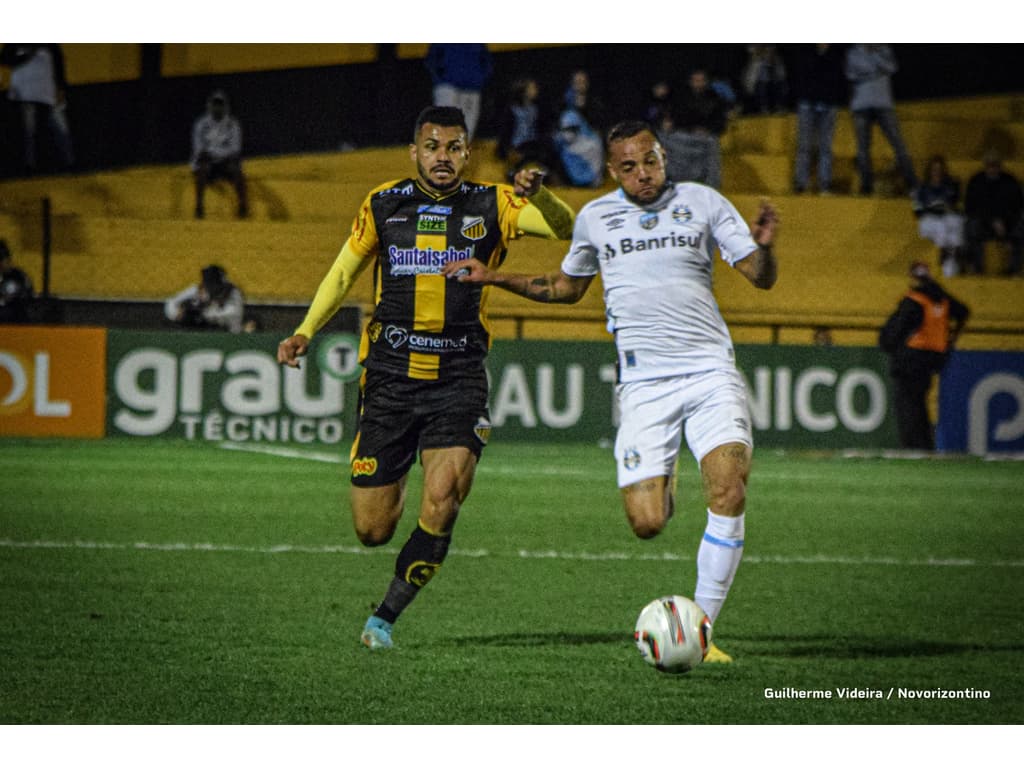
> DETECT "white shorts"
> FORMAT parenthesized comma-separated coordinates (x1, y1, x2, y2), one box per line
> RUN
(918, 213, 964, 249)
(614, 368, 753, 488)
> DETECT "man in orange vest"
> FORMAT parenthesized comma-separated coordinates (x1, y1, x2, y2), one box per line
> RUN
(879, 261, 970, 450)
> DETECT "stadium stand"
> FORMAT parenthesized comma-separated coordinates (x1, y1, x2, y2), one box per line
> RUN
(1, 94, 1022, 348)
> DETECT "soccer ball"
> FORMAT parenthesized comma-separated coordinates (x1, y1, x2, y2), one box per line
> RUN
(634, 595, 712, 674)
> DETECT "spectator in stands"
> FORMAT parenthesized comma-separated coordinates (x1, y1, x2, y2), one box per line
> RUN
(963, 150, 1024, 276)
(662, 68, 729, 189)
(844, 44, 917, 196)
(495, 76, 556, 182)
(708, 72, 740, 118)
(191, 90, 248, 220)
(0, 44, 75, 174)
(0, 239, 34, 323)
(812, 326, 834, 347)
(644, 80, 674, 133)
(913, 155, 965, 277)
(879, 261, 969, 451)
(562, 69, 609, 136)
(165, 264, 245, 333)
(554, 71, 606, 188)
(741, 45, 788, 115)
(791, 44, 846, 195)
(425, 44, 492, 140)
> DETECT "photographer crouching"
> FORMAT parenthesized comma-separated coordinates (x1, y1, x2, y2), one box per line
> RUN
(165, 264, 245, 333)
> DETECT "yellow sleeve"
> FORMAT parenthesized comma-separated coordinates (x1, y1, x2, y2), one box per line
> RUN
(294, 187, 387, 339)
(294, 239, 373, 339)
(497, 184, 575, 241)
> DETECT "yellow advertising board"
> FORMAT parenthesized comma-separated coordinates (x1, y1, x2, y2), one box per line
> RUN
(0, 326, 107, 438)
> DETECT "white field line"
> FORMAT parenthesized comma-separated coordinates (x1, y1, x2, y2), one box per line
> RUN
(217, 442, 1024, 487)
(218, 442, 343, 464)
(1, 538, 1021, 568)
(218, 441, 598, 476)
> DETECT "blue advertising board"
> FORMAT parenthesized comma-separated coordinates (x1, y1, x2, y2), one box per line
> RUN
(937, 351, 1024, 454)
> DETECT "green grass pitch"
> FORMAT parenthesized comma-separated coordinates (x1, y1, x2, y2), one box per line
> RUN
(1, 437, 1022, 725)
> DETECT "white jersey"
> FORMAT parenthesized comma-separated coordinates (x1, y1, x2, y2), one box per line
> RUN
(560, 182, 758, 382)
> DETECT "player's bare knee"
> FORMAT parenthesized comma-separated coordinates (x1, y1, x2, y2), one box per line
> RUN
(707, 478, 747, 517)
(623, 477, 670, 539)
(630, 517, 664, 540)
(419, 496, 459, 536)
(626, 506, 667, 539)
(354, 523, 394, 548)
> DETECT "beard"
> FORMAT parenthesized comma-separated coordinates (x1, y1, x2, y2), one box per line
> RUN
(623, 179, 672, 208)
(417, 160, 461, 193)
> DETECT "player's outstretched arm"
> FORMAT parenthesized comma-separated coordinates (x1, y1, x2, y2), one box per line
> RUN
(735, 200, 779, 290)
(443, 259, 592, 304)
(277, 334, 310, 368)
(512, 167, 575, 240)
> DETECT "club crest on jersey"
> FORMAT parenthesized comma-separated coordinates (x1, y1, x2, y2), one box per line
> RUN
(672, 205, 693, 224)
(461, 216, 487, 240)
(367, 321, 382, 342)
(639, 212, 659, 230)
(474, 416, 492, 445)
(623, 447, 641, 470)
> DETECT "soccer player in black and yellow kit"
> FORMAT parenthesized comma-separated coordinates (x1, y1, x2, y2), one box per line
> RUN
(277, 106, 574, 649)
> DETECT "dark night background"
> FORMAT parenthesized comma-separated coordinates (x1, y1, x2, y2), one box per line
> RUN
(2, 43, 1022, 178)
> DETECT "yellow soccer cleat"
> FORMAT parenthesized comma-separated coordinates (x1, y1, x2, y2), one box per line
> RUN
(703, 642, 733, 664)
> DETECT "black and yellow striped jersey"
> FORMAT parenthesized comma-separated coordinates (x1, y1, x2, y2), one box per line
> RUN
(349, 177, 531, 381)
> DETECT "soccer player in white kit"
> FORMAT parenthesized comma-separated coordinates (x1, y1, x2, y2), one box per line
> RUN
(443, 120, 778, 662)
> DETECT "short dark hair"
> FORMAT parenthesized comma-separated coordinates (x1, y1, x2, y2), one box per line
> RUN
(413, 106, 468, 141)
(201, 264, 227, 288)
(606, 120, 656, 149)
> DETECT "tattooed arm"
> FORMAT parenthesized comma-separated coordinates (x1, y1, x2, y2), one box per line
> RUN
(442, 260, 593, 304)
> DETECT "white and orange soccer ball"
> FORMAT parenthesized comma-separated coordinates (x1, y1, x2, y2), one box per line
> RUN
(634, 595, 712, 673)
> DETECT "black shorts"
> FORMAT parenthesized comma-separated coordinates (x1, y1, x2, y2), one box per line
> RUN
(349, 367, 491, 487)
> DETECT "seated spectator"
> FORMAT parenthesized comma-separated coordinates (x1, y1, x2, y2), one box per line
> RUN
(912, 155, 965, 277)
(662, 68, 728, 188)
(741, 45, 788, 114)
(708, 73, 740, 117)
(812, 326, 834, 347)
(495, 77, 557, 182)
(562, 69, 608, 136)
(165, 264, 245, 333)
(554, 71, 605, 188)
(0, 239, 34, 323)
(644, 80, 674, 133)
(191, 90, 248, 220)
(963, 150, 1024, 276)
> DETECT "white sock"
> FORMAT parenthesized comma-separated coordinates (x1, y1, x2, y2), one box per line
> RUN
(694, 509, 745, 625)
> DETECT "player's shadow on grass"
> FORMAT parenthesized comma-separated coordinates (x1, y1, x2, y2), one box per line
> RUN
(740, 634, 1024, 659)
(455, 632, 628, 647)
